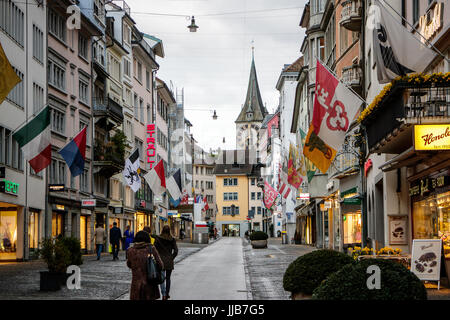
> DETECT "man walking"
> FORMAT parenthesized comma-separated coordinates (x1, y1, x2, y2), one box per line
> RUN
(93, 224, 106, 260)
(110, 222, 122, 261)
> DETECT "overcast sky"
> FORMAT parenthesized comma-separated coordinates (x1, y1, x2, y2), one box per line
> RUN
(126, 0, 307, 151)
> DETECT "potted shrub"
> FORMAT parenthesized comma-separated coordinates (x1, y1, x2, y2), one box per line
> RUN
(58, 236, 83, 284)
(312, 258, 427, 300)
(39, 238, 71, 291)
(283, 249, 354, 300)
(249, 231, 268, 248)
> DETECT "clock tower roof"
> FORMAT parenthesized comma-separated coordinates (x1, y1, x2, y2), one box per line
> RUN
(235, 55, 268, 124)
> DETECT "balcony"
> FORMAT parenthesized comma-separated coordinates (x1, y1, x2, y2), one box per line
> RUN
(361, 78, 450, 154)
(341, 64, 362, 90)
(93, 138, 125, 178)
(93, 96, 124, 125)
(340, 0, 362, 31)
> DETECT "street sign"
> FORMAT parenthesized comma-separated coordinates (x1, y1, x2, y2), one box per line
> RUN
(297, 193, 310, 200)
(82, 199, 96, 207)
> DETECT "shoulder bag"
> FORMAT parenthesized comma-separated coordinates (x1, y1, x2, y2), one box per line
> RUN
(147, 245, 165, 285)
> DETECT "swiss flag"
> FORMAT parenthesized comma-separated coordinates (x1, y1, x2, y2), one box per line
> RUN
(202, 196, 209, 212)
(312, 60, 364, 151)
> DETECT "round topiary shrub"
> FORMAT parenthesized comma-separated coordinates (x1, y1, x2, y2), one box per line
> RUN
(283, 249, 354, 296)
(249, 231, 268, 241)
(312, 259, 427, 300)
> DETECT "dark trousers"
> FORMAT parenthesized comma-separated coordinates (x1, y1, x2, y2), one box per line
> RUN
(160, 270, 173, 297)
(111, 242, 120, 259)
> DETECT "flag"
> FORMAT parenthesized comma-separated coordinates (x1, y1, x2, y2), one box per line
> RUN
(122, 148, 141, 192)
(58, 127, 87, 177)
(372, 0, 438, 83)
(288, 143, 302, 189)
(194, 195, 202, 203)
(263, 181, 279, 210)
(180, 189, 189, 205)
(202, 196, 209, 212)
(166, 169, 182, 200)
(312, 60, 364, 152)
(278, 182, 291, 199)
(300, 128, 316, 183)
(12, 105, 51, 173)
(303, 125, 337, 174)
(0, 41, 21, 105)
(144, 159, 166, 196)
(169, 195, 181, 208)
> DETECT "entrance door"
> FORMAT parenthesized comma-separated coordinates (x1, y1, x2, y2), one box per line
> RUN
(80, 216, 87, 251)
(52, 212, 64, 237)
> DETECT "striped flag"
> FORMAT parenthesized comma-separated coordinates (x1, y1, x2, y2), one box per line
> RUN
(12, 106, 51, 173)
(144, 159, 166, 196)
(59, 127, 87, 177)
(278, 182, 291, 199)
(166, 168, 182, 200)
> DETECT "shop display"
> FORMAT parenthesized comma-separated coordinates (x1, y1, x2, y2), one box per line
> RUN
(411, 239, 442, 284)
(389, 215, 408, 245)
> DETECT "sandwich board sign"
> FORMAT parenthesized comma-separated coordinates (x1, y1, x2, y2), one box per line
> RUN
(411, 239, 442, 289)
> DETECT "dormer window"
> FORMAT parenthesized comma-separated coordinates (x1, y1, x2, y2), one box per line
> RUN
(246, 112, 253, 119)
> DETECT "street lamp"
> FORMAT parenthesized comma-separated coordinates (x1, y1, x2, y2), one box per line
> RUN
(187, 16, 199, 32)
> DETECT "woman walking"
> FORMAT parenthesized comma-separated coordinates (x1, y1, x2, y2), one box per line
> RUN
(123, 225, 134, 253)
(154, 225, 178, 300)
(126, 231, 164, 300)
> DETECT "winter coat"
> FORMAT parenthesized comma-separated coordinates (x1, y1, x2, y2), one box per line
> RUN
(93, 227, 106, 245)
(154, 235, 178, 270)
(126, 242, 164, 300)
(110, 226, 122, 244)
(124, 229, 134, 250)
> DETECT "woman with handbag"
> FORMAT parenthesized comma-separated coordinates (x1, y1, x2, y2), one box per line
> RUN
(126, 230, 164, 300)
(154, 225, 178, 300)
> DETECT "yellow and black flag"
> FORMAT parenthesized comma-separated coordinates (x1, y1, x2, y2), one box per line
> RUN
(0, 40, 21, 105)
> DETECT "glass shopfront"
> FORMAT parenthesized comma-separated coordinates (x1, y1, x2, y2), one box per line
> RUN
(413, 190, 450, 252)
(343, 211, 362, 245)
(52, 212, 64, 237)
(0, 206, 17, 260)
(28, 210, 39, 251)
(80, 216, 87, 250)
(135, 212, 148, 231)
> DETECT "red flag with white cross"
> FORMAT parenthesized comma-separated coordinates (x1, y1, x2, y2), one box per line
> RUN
(312, 60, 364, 151)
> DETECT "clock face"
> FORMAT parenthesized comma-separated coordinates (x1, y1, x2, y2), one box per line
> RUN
(237, 123, 259, 149)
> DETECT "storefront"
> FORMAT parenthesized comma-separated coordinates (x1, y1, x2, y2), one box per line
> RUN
(340, 187, 362, 251)
(0, 202, 18, 260)
(135, 211, 149, 232)
(222, 224, 240, 237)
(410, 173, 450, 256)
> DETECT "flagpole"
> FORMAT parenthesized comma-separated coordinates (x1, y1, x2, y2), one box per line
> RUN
(379, 0, 449, 63)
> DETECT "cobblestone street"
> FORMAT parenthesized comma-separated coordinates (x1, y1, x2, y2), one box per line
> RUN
(243, 238, 316, 300)
(0, 242, 206, 300)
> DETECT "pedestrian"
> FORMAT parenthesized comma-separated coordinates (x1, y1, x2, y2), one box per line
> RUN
(180, 229, 185, 240)
(154, 225, 178, 300)
(123, 225, 134, 258)
(126, 230, 164, 300)
(214, 227, 217, 240)
(110, 222, 122, 261)
(92, 224, 106, 260)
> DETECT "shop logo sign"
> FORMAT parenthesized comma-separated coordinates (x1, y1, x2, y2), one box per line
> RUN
(0, 179, 19, 195)
(66, 265, 81, 290)
(366, 265, 381, 290)
(414, 125, 450, 151)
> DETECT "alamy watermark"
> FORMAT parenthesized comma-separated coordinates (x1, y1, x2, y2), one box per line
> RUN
(366, 265, 381, 290)
(66, 265, 81, 290)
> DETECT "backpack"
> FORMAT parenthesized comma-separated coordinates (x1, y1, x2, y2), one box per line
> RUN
(146, 245, 165, 285)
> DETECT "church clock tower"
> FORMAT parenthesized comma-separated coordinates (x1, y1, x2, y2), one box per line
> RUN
(235, 51, 268, 150)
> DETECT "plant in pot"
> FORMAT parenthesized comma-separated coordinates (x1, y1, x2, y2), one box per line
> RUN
(249, 231, 268, 248)
(58, 236, 83, 284)
(40, 238, 71, 291)
(312, 258, 427, 300)
(283, 249, 354, 300)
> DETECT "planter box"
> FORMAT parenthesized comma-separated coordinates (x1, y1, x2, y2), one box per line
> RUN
(40, 271, 62, 291)
(292, 292, 312, 300)
(251, 240, 267, 249)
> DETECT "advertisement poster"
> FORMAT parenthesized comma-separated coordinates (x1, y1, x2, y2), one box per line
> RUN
(389, 215, 407, 245)
(411, 239, 442, 281)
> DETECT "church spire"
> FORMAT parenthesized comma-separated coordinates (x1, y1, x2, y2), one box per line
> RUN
(235, 48, 267, 123)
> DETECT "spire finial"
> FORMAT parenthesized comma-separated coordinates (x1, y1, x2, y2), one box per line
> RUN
(251, 40, 254, 60)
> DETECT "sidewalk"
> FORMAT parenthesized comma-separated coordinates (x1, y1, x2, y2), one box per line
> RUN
(0, 241, 208, 300)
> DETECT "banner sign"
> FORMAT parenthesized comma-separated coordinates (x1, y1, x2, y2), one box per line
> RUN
(414, 124, 450, 151)
(409, 175, 449, 197)
(146, 124, 157, 169)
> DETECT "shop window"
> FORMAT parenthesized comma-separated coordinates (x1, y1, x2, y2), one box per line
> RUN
(28, 211, 40, 251)
(343, 212, 362, 244)
(0, 209, 17, 259)
(52, 212, 64, 237)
